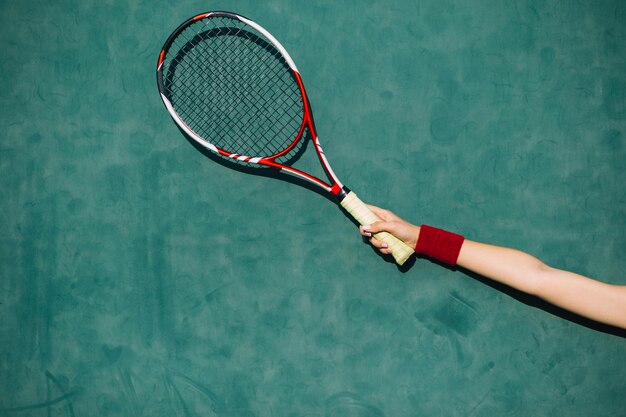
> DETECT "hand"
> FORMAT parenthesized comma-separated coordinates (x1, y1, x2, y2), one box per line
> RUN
(358, 205, 420, 256)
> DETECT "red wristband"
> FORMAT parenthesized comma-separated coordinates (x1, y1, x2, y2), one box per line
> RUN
(414, 224, 465, 266)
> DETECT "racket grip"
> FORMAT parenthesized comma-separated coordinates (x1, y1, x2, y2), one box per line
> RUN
(340, 191, 414, 265)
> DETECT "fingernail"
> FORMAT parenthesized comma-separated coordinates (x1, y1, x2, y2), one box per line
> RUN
(363, 225, 371, 231)
(382, 243, 388, 248)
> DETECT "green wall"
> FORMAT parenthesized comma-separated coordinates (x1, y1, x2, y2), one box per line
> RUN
(1, 0, 625, 415)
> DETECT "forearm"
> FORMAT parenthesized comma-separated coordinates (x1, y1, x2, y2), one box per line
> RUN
(457, 240, 547, 294)
(457, 240, 626, 329)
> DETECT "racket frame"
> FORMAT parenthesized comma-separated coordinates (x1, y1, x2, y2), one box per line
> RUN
(156, 11, 348, 200)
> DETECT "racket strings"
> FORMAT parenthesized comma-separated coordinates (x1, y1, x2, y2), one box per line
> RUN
(161, 16, 304, 158)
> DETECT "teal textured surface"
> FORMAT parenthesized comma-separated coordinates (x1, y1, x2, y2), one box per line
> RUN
(1, 0, 625, 415)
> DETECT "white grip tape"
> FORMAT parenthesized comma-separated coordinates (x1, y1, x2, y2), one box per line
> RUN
(340, 191, 414, 265)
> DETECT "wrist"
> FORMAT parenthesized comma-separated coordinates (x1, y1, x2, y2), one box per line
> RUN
(410, 225, 421, 249)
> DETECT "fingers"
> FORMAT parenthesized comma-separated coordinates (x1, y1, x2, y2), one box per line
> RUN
(359, 224, 394, 255)
(369, 236, 393, 255)
(359, 225, 372, 239)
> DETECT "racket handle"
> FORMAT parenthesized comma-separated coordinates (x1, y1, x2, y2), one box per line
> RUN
(340, 191, 414, 265)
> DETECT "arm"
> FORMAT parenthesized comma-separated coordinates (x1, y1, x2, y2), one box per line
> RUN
(361, 206, 626, 329)
(458, 240, 626, 329)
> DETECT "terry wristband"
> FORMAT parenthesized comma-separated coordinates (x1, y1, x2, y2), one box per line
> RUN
(414, 224, 465, 266)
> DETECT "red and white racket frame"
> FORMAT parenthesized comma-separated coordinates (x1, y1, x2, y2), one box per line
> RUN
(156, 11, 415, 265)
(157, 11, 346, 199)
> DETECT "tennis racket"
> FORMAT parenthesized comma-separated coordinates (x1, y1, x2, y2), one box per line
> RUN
(156, 11, 414, 265)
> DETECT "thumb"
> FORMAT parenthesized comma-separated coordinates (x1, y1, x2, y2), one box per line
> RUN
(363, 220, 398, 235)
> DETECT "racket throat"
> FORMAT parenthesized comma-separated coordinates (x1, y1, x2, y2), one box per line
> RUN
(333, 185, 351, 202)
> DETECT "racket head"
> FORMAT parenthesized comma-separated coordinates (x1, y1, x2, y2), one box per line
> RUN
(156, 11, 307, 162)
